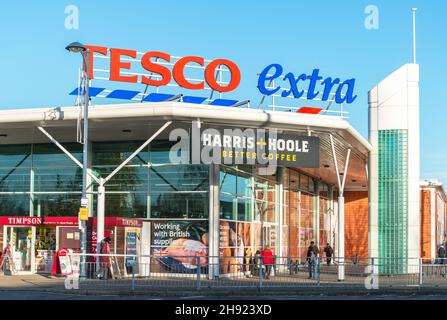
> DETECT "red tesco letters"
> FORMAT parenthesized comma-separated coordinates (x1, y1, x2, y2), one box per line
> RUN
(84, 45, 241, 92)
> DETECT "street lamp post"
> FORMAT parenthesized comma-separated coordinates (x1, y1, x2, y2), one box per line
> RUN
(66, 41, 90, 278)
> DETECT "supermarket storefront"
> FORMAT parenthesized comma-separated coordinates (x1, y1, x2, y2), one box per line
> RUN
(0, 102, 371, 275)
(0, 215, 141, 274)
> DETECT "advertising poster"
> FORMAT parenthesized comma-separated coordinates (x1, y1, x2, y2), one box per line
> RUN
(125, 228, 141, 275)
(219, 221, 252, 274)
(150, 220, 208, 273)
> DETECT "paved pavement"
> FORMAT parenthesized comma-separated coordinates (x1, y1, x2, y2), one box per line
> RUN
(0, 274, 65, 291)
(1, 290, 447, 300)
(2, 274, 447, 300)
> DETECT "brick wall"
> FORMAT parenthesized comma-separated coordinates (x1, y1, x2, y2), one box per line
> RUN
(435, 194, 439, 253)
(344, 191, 369, 259)
(420, 190, 432, 259)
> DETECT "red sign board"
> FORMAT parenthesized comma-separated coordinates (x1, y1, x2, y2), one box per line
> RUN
(88, 217, 143, 228)
(0, 216, 142, 227)
(0, 216, 78, 226)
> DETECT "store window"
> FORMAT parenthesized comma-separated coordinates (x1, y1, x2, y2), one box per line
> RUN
(254, 175, 276, 223)
(33, 144, 83, 192)
(0, 145, 31, 193)
(93, 141, 148, 193)
(300, 189, 315, 257)
(0, 195, 30, 216)
(0, 145, 31, 216)
(219, 166, 252, 221)
(33, 194, 80, 217)
(319, 184, 331, 253)
(283, 168, 300, 258)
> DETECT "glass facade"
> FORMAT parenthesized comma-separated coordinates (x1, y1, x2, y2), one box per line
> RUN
(378, 129, 408, 274)
(0, 144, 82, 217)
(218, 165, 325, 266)
(0, 141, 209, 219)
(319, 185, 331, 253)
(282, 169, 325, 260)
(0, 140, 336, 269)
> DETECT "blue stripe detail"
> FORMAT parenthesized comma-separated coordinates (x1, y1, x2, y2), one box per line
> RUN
(210, 99, 238, 106)
(69, 88, 240, 107)
(142, 93, 175, 102)
(182, 96, 207, 104)
(106, 90, 140, 100)
(69, 87, 105, 97)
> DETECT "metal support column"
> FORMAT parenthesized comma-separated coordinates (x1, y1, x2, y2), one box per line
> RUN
(338, 195, 345, 281)
(277, 167, 284, 267)
(208, 163, 220, 279)
(329, 134, 351, 282)
(314, 179, 320, 249)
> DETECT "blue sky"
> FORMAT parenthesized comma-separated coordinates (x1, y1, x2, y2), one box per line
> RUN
(0, 0, 445, 184)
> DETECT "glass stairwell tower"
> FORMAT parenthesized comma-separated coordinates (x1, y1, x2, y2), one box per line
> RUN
(368, 64, 420, 274)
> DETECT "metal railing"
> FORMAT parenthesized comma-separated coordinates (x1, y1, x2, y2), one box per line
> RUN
(61, 254, 447, 292)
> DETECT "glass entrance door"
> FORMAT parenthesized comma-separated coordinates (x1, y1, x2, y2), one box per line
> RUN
(6, 227, 33, 272)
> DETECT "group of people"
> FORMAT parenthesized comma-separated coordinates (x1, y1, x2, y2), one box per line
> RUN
(244, 242, 335, 280)
(249, 246, 275, 279)
(306, 241, 333, 278)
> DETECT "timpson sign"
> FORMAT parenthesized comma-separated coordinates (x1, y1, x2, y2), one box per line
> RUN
(169, 127, 319, 167)
(0, 216, 78, 226)
(0, 217, 143, 227)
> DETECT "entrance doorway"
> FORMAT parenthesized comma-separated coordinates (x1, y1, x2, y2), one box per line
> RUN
(5, 226, 33, 273)
(35, 226, 57, 273)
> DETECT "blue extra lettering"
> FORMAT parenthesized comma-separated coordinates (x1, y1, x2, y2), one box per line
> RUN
(335, 79, 357, 104)
(258, 63, 283, 95)
(306, 69, 323, 100)
(281, 72, 307, 98)
(257, 65, 357, 105)
(321, 77, 341, 101)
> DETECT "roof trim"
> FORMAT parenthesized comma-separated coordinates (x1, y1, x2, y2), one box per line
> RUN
(0, 102, 372, 154)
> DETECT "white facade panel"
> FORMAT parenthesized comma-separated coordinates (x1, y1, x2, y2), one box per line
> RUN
(369, 63, 420, 270)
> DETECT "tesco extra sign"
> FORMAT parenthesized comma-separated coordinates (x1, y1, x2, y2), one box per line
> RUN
(83, 45, 357, 104)
(84, 45, 241, 92)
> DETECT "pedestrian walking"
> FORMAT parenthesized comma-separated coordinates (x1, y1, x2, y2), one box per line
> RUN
(438, 244, 446, 265)
(252, 250, 261, 277)
(307, 241, 318, 279)
(260, 246, 274, 280)
(324, 243, 333, 265)
(98, 237, 112, 280)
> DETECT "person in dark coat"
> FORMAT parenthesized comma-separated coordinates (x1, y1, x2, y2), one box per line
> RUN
(252, 250, 261, 276)
(307, 241, 318, 279)
(438, 244, 446, 265)
(99, 237, 112, 279)
(324, 243, 333, 265)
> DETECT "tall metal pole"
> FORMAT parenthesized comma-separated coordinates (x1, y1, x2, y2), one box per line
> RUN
(79, 50, 90, 279)
(337, 196, 345, 281)
(412, 8, 417, 64)
(96, 178, 105, 274)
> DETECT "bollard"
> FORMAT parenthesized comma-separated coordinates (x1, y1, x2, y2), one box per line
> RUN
(259, 258, 263, 291)
(196, 256, 201, 291)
